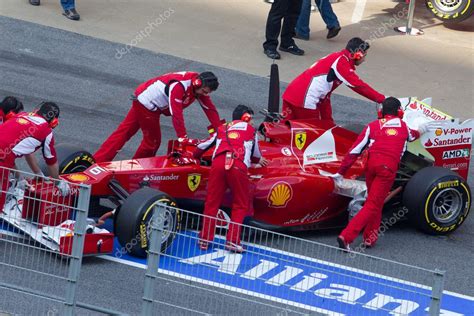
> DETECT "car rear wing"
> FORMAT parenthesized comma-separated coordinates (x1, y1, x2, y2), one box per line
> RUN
(400, 97, 473, 180)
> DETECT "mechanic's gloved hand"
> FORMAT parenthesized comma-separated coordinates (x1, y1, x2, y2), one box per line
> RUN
(328, 173, 343, 186)
(178, 137, 199, 146)
(56, 180, 71, 196)
(418, 121, 448, 134)
(17, 179, 29, 191)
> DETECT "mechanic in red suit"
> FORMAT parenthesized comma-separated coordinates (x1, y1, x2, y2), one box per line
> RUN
(332, 97, 436, 250)
(0, 102, 69, 212)
(94, 71, 222, 163)
(0, 96, 24, 125)
(194, 105, 268, 253)
(282, 37, 385, 123)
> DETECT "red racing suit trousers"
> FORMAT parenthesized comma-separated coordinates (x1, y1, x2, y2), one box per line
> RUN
(340, 160, 397, 245)
(282, 99, 333, 123)
(94, 100, 162, 163)
(200, 154, 250, 245)
(0, 162, 14, 214)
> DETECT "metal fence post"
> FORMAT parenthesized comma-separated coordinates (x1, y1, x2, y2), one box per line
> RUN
(141, 203, 165, 316)
(394, 0, 424, 35)
(429, 269, 445, 316)
(64, 184, 91, 316)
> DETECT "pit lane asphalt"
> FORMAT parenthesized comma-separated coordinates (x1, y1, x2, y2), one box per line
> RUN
(0, 15, 473, 314)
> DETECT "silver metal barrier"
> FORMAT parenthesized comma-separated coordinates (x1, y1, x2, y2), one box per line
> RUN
(0, 166, 123, 315)
(143, 205, 446, 315)
(0, 166, 90, 314)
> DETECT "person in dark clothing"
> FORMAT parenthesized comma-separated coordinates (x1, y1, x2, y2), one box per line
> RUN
(263, 0, 305, 60)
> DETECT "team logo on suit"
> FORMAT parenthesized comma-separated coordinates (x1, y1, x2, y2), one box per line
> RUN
(295, 131, 307, 150)
(187, 173, 201, 192)
(385, 128, 398, 136)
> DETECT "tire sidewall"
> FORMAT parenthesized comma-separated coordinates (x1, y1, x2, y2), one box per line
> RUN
(117, 192, 181, 257)
(59, 151, 95, 174)
(426, 0, 473, 22)
(421, 176, 470, 234)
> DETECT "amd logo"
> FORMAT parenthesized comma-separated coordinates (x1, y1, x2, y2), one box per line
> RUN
(442, 149, 470, 160)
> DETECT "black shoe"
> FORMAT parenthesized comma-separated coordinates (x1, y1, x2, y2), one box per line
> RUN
(294, 33, 309, 41)
(337, 235, 351, 252)
(279, 45, 304, 56)
(63, 8, 80, 20)
(327, 26, 341, 39)
(29, 0, 40, 5)
(264, 49, 281, 60)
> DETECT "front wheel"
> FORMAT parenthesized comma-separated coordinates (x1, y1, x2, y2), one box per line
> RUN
(115, 187, 181, 257)
(403, 167, 471, 234)
(425, 0, 474, 23)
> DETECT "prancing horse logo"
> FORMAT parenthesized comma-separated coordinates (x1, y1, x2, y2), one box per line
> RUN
(295, 131, 307, 150)
(187, 173, 201, 192)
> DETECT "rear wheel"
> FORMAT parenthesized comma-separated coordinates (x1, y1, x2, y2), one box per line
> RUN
(115, 187, 181, 257)
(403, 167, 471, 234)
(425, 0, 474, 23)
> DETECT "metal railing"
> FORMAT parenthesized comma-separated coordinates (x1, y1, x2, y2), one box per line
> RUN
(141, 204, 446, 316)
(0, 166, 90, 315)
(0, 169, 448, 315)
(0, 166, 124, 316)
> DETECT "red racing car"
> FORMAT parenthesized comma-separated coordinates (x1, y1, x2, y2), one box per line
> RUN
(25, 93, 470, 257)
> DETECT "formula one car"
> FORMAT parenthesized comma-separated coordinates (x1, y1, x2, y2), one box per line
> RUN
(22, 90, 468, 257)
(3, 67, 471, 258)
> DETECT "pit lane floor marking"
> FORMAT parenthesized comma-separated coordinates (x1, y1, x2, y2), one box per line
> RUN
(102, 255, 343, 316)
(100, 232, 474, 315)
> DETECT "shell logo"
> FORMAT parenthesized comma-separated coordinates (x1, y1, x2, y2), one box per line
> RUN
(67, 174, 90, 182)
(17, 118, 29, 125)
(385, 128, 398, 136)
(435, 128, 443, 136)
(228, 132, 239, 139)
(267, 182, 293, 208)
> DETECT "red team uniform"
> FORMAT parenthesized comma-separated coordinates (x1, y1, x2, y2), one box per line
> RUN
(282, 48, 385, 122)
(195, 115, 262, 251)
(94, 71, 221, 162)
(0, 112, 58, 210)
(337, 114, 420, 247)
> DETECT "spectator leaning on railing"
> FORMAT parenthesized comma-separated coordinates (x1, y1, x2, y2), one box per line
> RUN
(28, 0, 80, 21)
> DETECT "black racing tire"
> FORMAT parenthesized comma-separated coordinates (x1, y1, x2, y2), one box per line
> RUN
(115, 187, 181, 257)
(425, 0, 474, 23)
(403, 166, 471, 234)
(41, 143, 95, 175)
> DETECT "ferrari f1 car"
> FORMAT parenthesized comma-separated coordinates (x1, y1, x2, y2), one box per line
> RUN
(13, 93, 468, 258)
(2, 71, 472, 258)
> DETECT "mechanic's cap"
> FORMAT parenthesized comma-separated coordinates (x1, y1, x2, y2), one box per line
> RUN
(382, 97, 401, 116)
(346, 37, 370, 53)
(38, 101, 60, 122)
(232, 104, 254, 121)
(199, 72, 219, 91)
(0, 96, 24, 114)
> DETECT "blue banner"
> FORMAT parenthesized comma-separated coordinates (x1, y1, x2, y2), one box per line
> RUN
(109, 231, 474, 315)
